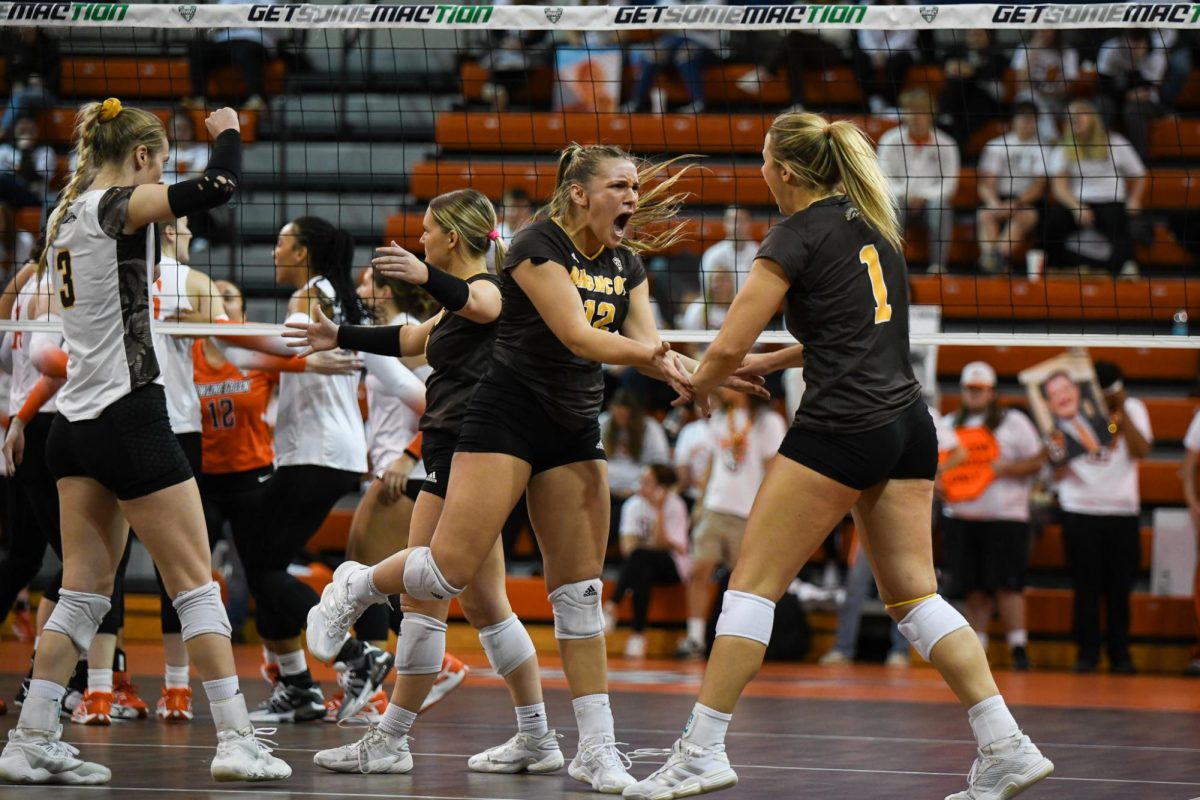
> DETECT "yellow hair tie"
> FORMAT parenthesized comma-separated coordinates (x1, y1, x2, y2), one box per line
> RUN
(99, 97, 123, 122)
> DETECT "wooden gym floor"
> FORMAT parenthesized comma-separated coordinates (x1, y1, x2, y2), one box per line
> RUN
(0, 642, 1198, 799)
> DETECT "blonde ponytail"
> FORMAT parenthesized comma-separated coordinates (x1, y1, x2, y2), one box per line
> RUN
(767, 112, 903, 254)
(39, 98, 166, 275)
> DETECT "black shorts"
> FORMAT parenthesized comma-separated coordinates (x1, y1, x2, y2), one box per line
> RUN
(46, 383, 194, 501)
(419, 428, 457, 499)
(943, 517, 1030, 596)
(778, 397, 937, 491)
(455, 363, 606, 475)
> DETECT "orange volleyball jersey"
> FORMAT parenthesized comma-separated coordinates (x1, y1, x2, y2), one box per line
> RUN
(192, 340, 276, 475)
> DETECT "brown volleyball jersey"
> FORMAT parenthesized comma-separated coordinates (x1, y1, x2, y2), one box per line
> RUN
(756, 195, 922, 433)
(491, 219, 646, 429)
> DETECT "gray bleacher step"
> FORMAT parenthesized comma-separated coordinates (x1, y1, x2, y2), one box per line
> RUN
(242, 140, 434, 191)
(260, 93, 456, 140)
(235, 191, 404, 238)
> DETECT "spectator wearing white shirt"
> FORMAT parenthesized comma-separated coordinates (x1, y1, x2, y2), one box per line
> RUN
(600, 389, 671, 551)
(0, 116, 56, 202)
(877, 89, 961, 274)
(166, 111, 210, 186)
(1010, 29, 1080, 144)
(938, 362, 1045, 671)
(976, 102, 1049, 273)
(1055, 361, 1151, 675)
(603, 465, 691, 659)
(673, 410, 713, 512)
(1045, 100, 1146, 276)
(1176, 407, 1200, 677)
(701, 206, 759, 293)
(678, 392, 786, 658)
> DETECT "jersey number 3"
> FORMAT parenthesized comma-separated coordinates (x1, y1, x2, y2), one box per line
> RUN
(859, 244, 891, 324)
(56, 251, 77, 309)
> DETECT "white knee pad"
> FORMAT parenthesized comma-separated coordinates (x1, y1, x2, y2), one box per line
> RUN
(173, 581, 232, 642)
(714, 590, 775, 645)
(548, 579, 604, 640)
(478, 614, 536, 677)
(897, 595, 969, 662)
(403, 547, 463, 602)
(44, 589, 111, 654)
(395, 613, 447, 676)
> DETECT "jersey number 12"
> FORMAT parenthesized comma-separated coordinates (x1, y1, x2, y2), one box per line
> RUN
(859, 244, 891, 324)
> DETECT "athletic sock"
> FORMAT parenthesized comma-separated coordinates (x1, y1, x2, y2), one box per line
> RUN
(968, 695, 1020, 750)
(1007, 629, 1028, 649)
(87, 668, 113, 694)
(27, 678, 65, 704)
(277, 649, 307, 676)
(682, 702, 731, 749)
(515, 702, 549, 737)
(379, 702, 417, 739)
(352, 566, 388, 605)
(201, 676, 240, 703)
(572, 694, 614, 741)
(164, 665, 191, 690)
(686, 618, 706, 645)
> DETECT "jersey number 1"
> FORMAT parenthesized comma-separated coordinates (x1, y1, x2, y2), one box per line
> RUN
(56, 251, 77, 309)
(859, 244, 891, 324)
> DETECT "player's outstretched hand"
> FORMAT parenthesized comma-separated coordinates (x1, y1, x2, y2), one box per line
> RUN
(372, 242, 429, 285)
(283, 304, 338, 357)
(306, 349, 363, 375)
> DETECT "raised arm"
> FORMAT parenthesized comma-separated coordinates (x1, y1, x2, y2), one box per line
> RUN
(124, 108, 241, 232)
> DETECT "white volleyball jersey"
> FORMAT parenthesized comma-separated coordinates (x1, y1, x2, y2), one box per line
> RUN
(50, 187, 161, 422)
(8, 274, 58, 417)
(151, 256, 201, 434)
(274, 276, 368, 472)
(366, 312, 423, 472)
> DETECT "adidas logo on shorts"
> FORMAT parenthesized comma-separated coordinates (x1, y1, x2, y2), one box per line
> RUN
(595, 440, 604, 450)
(582, 585, 598, 598)
(427, 472, 437, 483)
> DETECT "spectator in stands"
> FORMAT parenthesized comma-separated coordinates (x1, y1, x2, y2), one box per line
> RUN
(1096, 30, 1165, 160)
(938, 362, 1045, 671)
(877, 88, 960, 274)
(819, 534, 912, 668)
(673, 405, 712, 515)
(603, 464, 690, 659)
(936, 29, 1009, 146)
(184, 0, 279, 111)
(498, 186, 534, 242)
(478, 29, 554, 112)
(852, 1, 922, 115)
(1177, 407, 1200, 677)
(622, 26, 720, 114)
(1056, 361, 1151, 675)
(0, 28, 59, 138)
(677, 207, 760, 331)
(678, 392, 786, 658)
(599, 389, 671, 552)
(0, 116, 56, 203)
(729, 30, 848, 113)
(1011, 29, 1081, 145)
(1045, 99, 1146, 277)
(976, 102, 1049, 273)
(167, 111, 210, 185)
(677, 265, 734, 333)
(0, 205, 35, 277)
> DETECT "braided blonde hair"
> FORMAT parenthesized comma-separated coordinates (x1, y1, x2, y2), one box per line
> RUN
(545, 143, 694, 256)
(40, 98, 166, 273)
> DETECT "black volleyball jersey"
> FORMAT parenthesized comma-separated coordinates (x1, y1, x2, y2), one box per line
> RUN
(492, 219, 646, 429)
(421, 273, 501, 436)
(756, 195, 922, 433)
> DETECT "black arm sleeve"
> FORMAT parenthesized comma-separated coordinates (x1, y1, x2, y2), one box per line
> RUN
(423, 267, 470, 312)
(167, 129, 242, 217)
(336, 324, 404, 357)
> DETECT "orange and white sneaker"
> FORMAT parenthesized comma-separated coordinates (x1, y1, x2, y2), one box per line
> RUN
(156, 687, 194, 722)
(420, 653, 468, 712)
(112, 674, 149, 720)
(71, 690, 113, 726)
(323, 690, 344, 722)
(325, 689, 387, 722)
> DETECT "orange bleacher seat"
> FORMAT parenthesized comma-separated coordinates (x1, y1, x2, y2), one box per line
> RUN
(1145, 169, 1199, 209)
(39, 107, 258, 146)
(13, 207, 41, 236)
(1176, 70, 1200, 110)
(904, 64, 945, 96)
(206, 60, 285, 102)
(61, 57, 190, 99)
(911, 275, 1200, 322)
(803, 66, 863, 107)
(1148, 118, 1200, 159)
(938, 345, 1199, 383)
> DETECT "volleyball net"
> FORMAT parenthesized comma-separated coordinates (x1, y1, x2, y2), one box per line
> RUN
(0, 2, 1197, 358)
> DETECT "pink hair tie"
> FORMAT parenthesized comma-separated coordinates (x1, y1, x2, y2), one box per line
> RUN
(487, 229, 500, 241)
